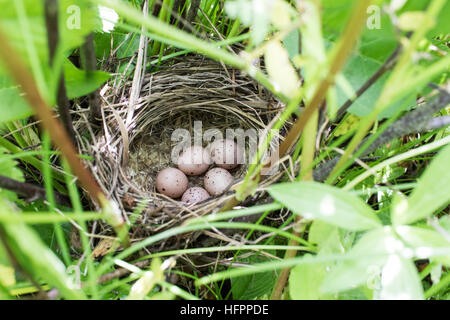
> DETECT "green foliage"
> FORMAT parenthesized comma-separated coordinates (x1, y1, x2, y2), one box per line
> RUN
(0, 199, 85, 299)
(289, 255, 334, 300)
(270, 143, 450, 299)
(393, 143, 450, 225)
(0, 148, 24, 202)
(231, 254, 277, 300)
(0, 79, 34, 122)
(269, 182, 382, 231)
(0, 0, 448, 301)
(64, 59, 110, 99)
(0, 0, 105, 122)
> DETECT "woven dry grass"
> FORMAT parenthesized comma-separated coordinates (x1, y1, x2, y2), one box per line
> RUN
(73, 55, 292, 247)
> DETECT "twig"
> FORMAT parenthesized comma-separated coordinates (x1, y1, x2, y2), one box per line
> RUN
(335, 45, 402, 121)
(417, 115, 450, 132)
(80, 33, 103, 123)
(313, 88, 450, 181)
(184, 0, 201, 31)
(44, 0, 76, 144)
(0, 175, 70, 206)
(0, 27, 105, 207)
(278, 0, 373, 157)
(270, 1, 374, 300)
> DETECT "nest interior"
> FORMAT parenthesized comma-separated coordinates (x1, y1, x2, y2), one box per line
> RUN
(75, 55, 289, 241)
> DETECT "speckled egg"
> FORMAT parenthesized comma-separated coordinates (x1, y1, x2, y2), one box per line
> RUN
(177, 145, 211, 176)
(204, 168, 233, 196)
(181, 187, 210, 204)
(210, 139, 243, 170)
(155, 167, 188, 198)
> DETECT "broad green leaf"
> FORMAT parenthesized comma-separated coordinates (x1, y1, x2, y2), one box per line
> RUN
(395, 225, 450, 266)
(0, 85, 32, 123)
(322, 227, 393, 294)
(269, 181, 381, 231)
(340, 54, 416, 119)
(0, 199, 84, 299)
(332, 7, 418, 119)
(308, 220, 344, 254)
(0, 0, 100, 60)
(94, 31, 141, 59)
(289, 255, 335, 300)
(231, 255, 276, 300)
(379, 254, 424, 300)
(264, 40, 300, 99)
(64, 59, 110, 99)
(393, 143, 450, 225)
(282, 29, 299, 60)
(321, 0, 355, 41)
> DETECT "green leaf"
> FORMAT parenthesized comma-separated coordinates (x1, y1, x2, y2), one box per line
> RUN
(0, 0, 100, 67)
(289, 255, 335, 300)
(395, 225, 450, 266)
(309, 220, 345, 254)
(269, 181, 382, 231)
(231, 255, 276, 300)
(0, 71, 33, 122)
(64, 59, 110, 99)
(379, 254, 424, 300)
(0, 199, 85, 299)
(339, 54, 416, 119)
(322, 227, 393, 294)
(393, 143, 450, 225)
(282, 29, 299, 60)
(321, 0, 355, 41)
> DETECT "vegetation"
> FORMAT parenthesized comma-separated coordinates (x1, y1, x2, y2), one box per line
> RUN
(0, 0, 449, 300)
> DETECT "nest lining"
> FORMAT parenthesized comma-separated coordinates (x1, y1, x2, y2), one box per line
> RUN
(75, 55, 290, 238)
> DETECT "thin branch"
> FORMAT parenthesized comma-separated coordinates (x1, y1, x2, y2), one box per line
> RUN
(0, 27, 105, 206)
(80, 33, 102, 123)
(278, 0, 373, 158)
(184, 0, 201, 31)
(270, 0, 374, 300)
(313, 89, 450, 181)
(0, 175, 70, 206)
(419, 115, 450, 131)
(44, 0, 76, 143)
(335, 45, 402, 121)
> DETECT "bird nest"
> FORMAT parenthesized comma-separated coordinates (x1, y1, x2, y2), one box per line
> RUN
(74, 55, 290, 246)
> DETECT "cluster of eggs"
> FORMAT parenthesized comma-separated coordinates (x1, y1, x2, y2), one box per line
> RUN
(155, 139, 243, 204)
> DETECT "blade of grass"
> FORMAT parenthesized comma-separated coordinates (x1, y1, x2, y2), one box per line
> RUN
(42, 132, 71, 266)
